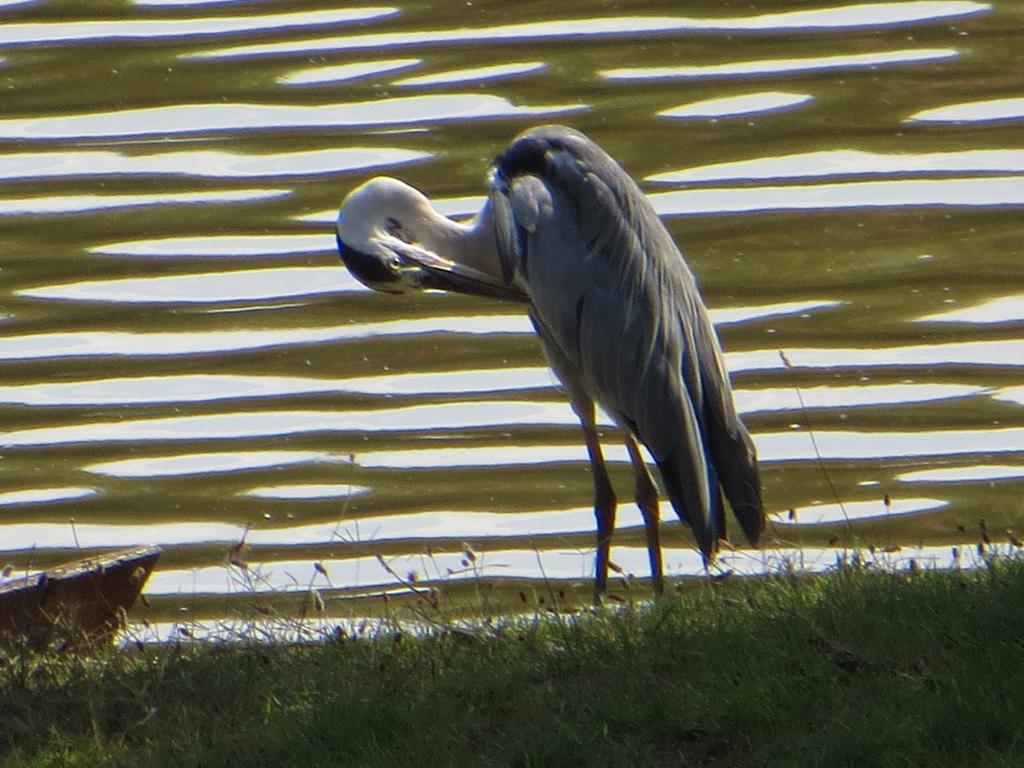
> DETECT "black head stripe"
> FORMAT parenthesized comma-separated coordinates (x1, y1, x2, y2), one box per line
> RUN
(335, 234, 400, 288)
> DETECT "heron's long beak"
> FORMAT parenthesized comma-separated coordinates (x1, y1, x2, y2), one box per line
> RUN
(406, 250, 528, 303)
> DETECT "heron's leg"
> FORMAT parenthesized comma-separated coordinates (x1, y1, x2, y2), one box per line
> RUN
(576, 401, 617, 603)
(623, 433, 663, 596)
(529, 318, 616, 602)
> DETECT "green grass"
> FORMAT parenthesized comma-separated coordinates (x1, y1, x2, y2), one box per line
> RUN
(4, 559, 1024, 767)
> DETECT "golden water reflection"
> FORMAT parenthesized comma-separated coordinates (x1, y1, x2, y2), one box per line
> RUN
(0, 189, 289, 216)
(0, 7, 398, 46)
(647, 148, 1024, 184)
(658, 92, 814, 119)
(0, 147, 431, 181)
(192, 3, 989, 59)
(0, 95, 586, 140)
(602, 48, 959, 80)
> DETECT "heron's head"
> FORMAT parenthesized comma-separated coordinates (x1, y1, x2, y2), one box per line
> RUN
(336, 177, 526, 301)
(335, 177, 442, 294)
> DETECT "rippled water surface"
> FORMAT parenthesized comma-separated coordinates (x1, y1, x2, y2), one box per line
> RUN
(1, 0, 1022, 630)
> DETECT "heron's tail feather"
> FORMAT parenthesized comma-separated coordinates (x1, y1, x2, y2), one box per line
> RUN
(656, 423, 764, 561)
(706, 423, 764, 547)
(655, 450, 719, 563)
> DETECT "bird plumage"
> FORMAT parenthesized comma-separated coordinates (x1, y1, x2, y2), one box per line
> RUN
(489, 126, 763, 560)
(335, 124, 763, 596)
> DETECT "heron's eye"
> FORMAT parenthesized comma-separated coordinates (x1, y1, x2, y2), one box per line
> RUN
(387, 253, 402, 270)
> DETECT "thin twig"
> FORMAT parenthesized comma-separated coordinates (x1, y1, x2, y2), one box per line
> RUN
(778, 350, 854, 539)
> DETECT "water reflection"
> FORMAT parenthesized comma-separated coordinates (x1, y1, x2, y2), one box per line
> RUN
(0, 147, 430, 182)
(242, 483, 372, 500)
(193, 3, 988, 59)
(279, 59, 422, 86)
(352, 383, 992, 468)
(0, 486, 97, 507)
(771, 497, 948, 525)
(20, 266, 358, 304)
(314, 367, 554, 397)
(0, 300, 841, 361)
(134, 0, 259, 5)
(729, 339, 1024, 372)
(648, 176, 1024, 216)
(0, 522, 244, 552)
(0, 189, 289, 216)
(711, 299, 842, 325)
(908, 96, 1024, 123)
(428, 195, 487, 219)
(756, 427, 1024, 461)
(659, 92, 813, 119)
(91, 234, 334, 258)
(916, 294, 1024, 324)
(358, 444, 626, 469)
(897, 465, 1024, 483)
(5, 406, 1021, 460)
(142, 542, 990, 597)
(602, 48, 958, 80)
(394, 62, 547, 88)
(141, 550, 591, 595)
(255, 505, 651, 544)
(0, 505, 641, 553)
(995, 387, 1024, 407)
(0, 368, 555, 407)
(1, 330, 1019, 377)
(648, 148, 1024, 184)
(0, 95, 585, 140)
(0, 401, 587, 448)
(86, 450, 339, 478)
(0, 316, 535, 361)
(0, 7, 398, 46)
(734, 383, 984, 413)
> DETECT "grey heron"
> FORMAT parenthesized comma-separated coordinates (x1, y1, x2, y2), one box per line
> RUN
(335, 125, 763, 600)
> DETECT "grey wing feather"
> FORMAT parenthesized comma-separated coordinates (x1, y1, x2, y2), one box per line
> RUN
(490, 125, 763, 557)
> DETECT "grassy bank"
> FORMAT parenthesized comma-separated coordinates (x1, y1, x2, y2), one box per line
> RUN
(4, 559, 1024, 768)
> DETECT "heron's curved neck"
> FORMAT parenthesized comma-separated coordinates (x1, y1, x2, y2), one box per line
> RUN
(425, 200, 503, 283)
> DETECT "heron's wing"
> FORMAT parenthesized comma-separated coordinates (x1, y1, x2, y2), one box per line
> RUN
(491, 126, 762, 555)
